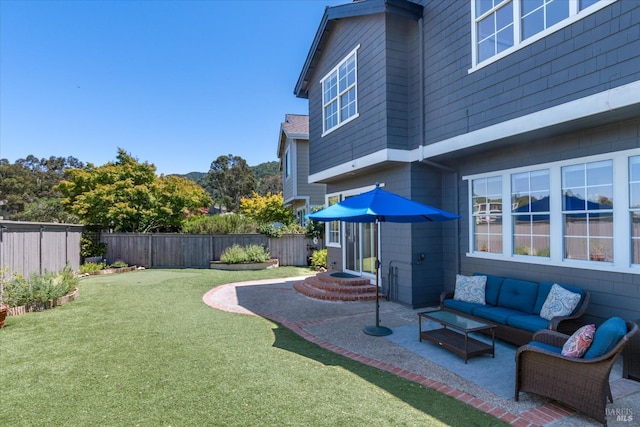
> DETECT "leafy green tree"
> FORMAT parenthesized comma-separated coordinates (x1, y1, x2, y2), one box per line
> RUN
(203, 154, 256, 212)
(0, 155, 83, 219)
(56, 149, 212, 232)
(240, 192, 293, 225)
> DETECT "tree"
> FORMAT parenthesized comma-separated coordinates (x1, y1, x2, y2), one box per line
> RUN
(56, 149, 212, 232)
(240, 192, 294, 225)
(202, 154, 256, 212)
(0, 155, 84, 219)
(257, 174, 282, 196)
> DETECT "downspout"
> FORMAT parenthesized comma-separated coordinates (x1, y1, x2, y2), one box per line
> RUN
(418, 16, 460, 276)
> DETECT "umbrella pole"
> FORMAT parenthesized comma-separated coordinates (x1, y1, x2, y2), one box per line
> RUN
(363, 219, 392, 336)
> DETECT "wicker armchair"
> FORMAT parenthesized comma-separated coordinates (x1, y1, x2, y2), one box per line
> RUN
(515, 321, 638, 426)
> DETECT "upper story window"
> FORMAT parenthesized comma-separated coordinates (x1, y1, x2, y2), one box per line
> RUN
(472, 0, 609, 68)
(321, 45, 359, 136)
(284, 147, 291, 179)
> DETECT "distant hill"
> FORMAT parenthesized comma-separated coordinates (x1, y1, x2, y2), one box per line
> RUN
(175, 161, 282, 195)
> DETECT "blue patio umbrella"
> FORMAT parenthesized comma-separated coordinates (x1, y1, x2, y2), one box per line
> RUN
(307, 184, 460, 336)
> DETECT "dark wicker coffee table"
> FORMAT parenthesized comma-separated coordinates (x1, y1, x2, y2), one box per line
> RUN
(418, 309, 497, 363)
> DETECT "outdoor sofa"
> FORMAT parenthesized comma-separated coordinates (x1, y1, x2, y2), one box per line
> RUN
(440, 273, 590, 346)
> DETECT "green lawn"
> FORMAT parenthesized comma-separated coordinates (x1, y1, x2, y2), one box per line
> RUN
(0, 268, 505, 426)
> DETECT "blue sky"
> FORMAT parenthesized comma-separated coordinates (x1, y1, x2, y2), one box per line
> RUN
(0, 0, 345, 175)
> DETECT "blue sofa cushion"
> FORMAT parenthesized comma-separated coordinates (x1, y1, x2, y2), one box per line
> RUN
(497, 278, 539, 314)
(472, 306, 524, 324)
(507, 314, 549, 333)
(474, 273, 503, 306)
(529, 342, 562, 354)
(584, 317, 627, 359)
(443, 299, 485, 315)
(535, 282, 584, 315)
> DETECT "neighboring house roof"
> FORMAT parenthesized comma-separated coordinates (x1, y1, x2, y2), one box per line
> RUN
(277, 114, 309, 159)
(294, 0, 423, 99)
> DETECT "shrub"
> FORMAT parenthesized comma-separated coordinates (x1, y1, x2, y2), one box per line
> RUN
(80, 235, 107, 258)
(181, 214, 257, 234)
(310, 249, 327, 270)
(220, 244, 271, 264)
(109, 260, 128, 268)
(79, 262, 106, 274)
(1, 267, 78, 307)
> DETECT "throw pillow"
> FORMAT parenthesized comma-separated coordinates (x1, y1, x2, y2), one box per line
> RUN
(539, 284, 581, 321)
(561, 324, 596, 357)
(453, 274, 486, 305)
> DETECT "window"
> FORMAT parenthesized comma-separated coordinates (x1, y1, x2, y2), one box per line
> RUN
(284, 148, 291, 179)
(512, 170, 550, 257)
(472, 0, 608, 67)
(472, 176, 503, 253)
(562, 161, 613, 262)
(327, 195, 341, 246)
(464, 149, 639, 272)
(297, 207, 307, 226)
(631, 156, 640, 265)
(321, 46, 359, 135)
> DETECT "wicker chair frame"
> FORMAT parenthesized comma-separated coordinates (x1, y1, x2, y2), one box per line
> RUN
(515, 321, 638, 426)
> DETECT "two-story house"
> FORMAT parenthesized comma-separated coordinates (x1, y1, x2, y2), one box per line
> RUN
(277, 114, 326, 225)
(295, 0, 639, 323)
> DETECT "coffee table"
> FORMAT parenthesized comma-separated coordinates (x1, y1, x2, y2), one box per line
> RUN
(418, 309, 497, 363)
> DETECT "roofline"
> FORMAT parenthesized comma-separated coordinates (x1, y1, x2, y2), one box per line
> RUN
(294, 0, 423, 99)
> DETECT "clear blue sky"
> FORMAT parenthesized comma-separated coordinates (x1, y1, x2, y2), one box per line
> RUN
(0, 0, 345, 175)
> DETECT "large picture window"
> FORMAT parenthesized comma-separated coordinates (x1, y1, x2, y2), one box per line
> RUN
(464, 149, 639, 273)
(472, 0, 610, 67)
(321, 46, 359, 135)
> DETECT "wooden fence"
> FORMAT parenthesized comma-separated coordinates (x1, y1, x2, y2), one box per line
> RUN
(0, 221, 83, 279)
(101, 233, 322, 268)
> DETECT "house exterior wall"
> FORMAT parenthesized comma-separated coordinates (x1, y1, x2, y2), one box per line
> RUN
(421, 0, 640, 146)
(308, 14, 385, 176)
(282, 139, 294, 203)
(298, 0, 639, 317)
(295, 139, 325, 207)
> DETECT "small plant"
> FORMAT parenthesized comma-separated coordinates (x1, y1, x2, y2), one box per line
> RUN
(109, 260, 128, 269)
(220, 244, 271, 264)
(79, 262, 106, 274)
(310, 249, 327, 270)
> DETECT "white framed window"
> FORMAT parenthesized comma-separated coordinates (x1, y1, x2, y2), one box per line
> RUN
(464, 148, 640, 273)
(630, 156, 640, 265)
(321, 45, 359, 135)
(471, 176, 503, 253)
(562, 160, 613, 262)
(512, 170, 550, 257)
(471, 0, 613, 70)
(327, 194, 341, 247)
(284, 147, 291, 179)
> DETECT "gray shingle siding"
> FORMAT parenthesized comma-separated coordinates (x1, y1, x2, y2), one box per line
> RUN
(421, 0, 640, 146)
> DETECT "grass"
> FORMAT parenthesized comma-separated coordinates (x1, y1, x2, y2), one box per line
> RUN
(0, 267, 506, 426)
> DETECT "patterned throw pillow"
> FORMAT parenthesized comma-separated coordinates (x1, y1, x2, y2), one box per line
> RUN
(453, 274, 486, 305)
(540, 284, 581, 321)
(561, 324, 596, 357)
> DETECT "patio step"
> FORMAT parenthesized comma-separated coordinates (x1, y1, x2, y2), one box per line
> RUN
(293, 272, 378, 302)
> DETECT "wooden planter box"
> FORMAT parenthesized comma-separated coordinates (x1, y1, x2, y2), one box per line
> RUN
(209, 259, 279, 271)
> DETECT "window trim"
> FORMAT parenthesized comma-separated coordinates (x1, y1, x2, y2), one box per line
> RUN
(469, 0, 616, 73)
(463, 148, 640, 274)
(321, 45, 360, 137)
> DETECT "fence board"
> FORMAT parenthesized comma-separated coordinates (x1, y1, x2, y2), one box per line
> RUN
(0, 221, 83, 279)
(100, 233, 322, 268)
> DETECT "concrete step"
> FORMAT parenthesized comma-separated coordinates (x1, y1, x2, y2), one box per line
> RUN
(293, 280, 377, 302)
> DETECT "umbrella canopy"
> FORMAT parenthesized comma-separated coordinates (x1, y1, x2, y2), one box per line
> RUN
(307, 186, 460, 223)
(306, 185, 460, 336)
